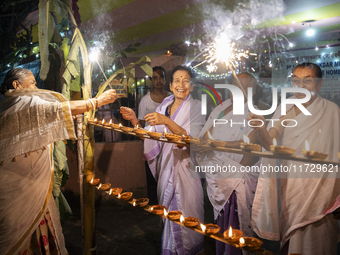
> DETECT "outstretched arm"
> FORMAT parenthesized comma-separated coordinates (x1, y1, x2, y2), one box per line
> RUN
(69, 89, 118, 116)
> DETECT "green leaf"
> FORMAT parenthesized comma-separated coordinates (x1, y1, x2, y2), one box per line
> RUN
(133, 42, 141, 47)
(120, 52, 127, 58)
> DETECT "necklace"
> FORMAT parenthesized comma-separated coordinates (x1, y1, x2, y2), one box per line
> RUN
(168, 100, 175, 117)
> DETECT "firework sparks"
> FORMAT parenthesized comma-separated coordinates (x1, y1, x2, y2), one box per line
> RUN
(203, 33, 248, 72)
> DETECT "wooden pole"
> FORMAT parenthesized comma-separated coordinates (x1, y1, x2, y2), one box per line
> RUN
(66, 7, 96, 253)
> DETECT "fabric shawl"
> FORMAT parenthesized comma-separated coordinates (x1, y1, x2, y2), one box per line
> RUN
(144, 94, 206, 255)
(0, 89, 76, 161)
(252, 95, 340, 247)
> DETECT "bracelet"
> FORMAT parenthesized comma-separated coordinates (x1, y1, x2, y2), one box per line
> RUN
(85, 100, 90, 111)
(88, 99, 95, 110)
(95, 99, 99, 109)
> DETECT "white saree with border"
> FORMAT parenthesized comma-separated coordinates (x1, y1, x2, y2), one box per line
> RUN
(196, 99, 259, 238)
(0, 89, 76, 255)
(144, 94, 205, 255)
(252, 95, 340, 253)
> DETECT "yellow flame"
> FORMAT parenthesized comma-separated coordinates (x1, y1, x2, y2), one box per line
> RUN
(94, 118, 97, 122)
(239, 237, 245, 245)
(305, 140, 310, 151)
(273, 138, 277, 146)
(133, 201, 136, 206)
(200, 223, 206, 233)
(228, 226, 233, 238)
(109, 119, 112, 125)
(207, 131, 213, 140)
(164, 127, 167, 134)
(90, 178, 94, 184)
(136, 124, 139, 129)
(109, 189, 112, 195)
(118, 193, 121, 199)
(97, 184, 102, 190)
(148, 126, 153, 132)
(164, 209, 168, 217)
(101, 119, 105, 124)
(243, 135, 250, 144)
(180, 215, 185, 223)
(119, 123, 122, 127)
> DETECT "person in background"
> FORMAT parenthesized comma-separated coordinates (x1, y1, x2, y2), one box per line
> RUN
(138, 66, 170, 128)
(122, 66, 169, 204)
(0, 68, 118, 255)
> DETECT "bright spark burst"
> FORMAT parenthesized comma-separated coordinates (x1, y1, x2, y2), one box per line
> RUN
(203, 33, 249, 73)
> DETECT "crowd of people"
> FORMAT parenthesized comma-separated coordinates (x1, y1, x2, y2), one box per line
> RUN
(0, 62, 339, 255)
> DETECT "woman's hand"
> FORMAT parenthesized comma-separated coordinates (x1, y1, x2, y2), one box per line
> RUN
(97, 89, 118, 107)
(247, 112, 266, 130)
(144, 112, 169, 126)
(120, 106, 137, 121)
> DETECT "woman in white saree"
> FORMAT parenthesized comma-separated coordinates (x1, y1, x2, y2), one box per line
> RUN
(248, 63, 340, 255)
(0, 68, 118, 255)
(121, 66, 205, 255)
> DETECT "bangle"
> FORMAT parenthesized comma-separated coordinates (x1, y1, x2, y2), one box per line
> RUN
(95, 99, 99, 109)
(85, 100, 90, 111)
(88, 99, 95, 110)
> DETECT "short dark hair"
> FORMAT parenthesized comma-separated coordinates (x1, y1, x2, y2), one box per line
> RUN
(170, 65, 193, 83)
(0, 68, 32, 94)
(293, 62, 322, 79)
(152, 66, 166, 75)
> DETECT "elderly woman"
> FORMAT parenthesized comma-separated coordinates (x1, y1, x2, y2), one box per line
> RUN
(121, 65, 205, 255)
(0, 68, 117, 255)
(248, 63, 340, 255)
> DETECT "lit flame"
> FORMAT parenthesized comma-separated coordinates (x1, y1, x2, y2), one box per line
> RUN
(109, 119, 112, 125)
(200, 223, 206, 233)
(305, 140, 310, 151)
(94, 118, 97, 122)
(207, 131, 213, 140)
(164, 127, 167, 134)
(164, 209, 168, 217)
(133, 201, 136, 206)
(228, 226, 233, 238)
(118, 193, 121, 199)
(239, 237, 245, 245)
(119, 123, 122, 127)
(90, 178, 94, 184)
(243, 135, 250, 144)
(273, 138, 277, 146)
(97, 184, 102, 190)
(136, 124, 139, 129)
(101, 119, 105, 125)
(180, 215, 185, 223)
(151, 207, 153, 211)
(148, 126, 153, 132)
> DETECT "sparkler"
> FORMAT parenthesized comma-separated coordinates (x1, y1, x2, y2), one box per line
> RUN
(196, 33, 258, 96)
(89, 50, 113, 89)
(89, 49, 122, 107)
